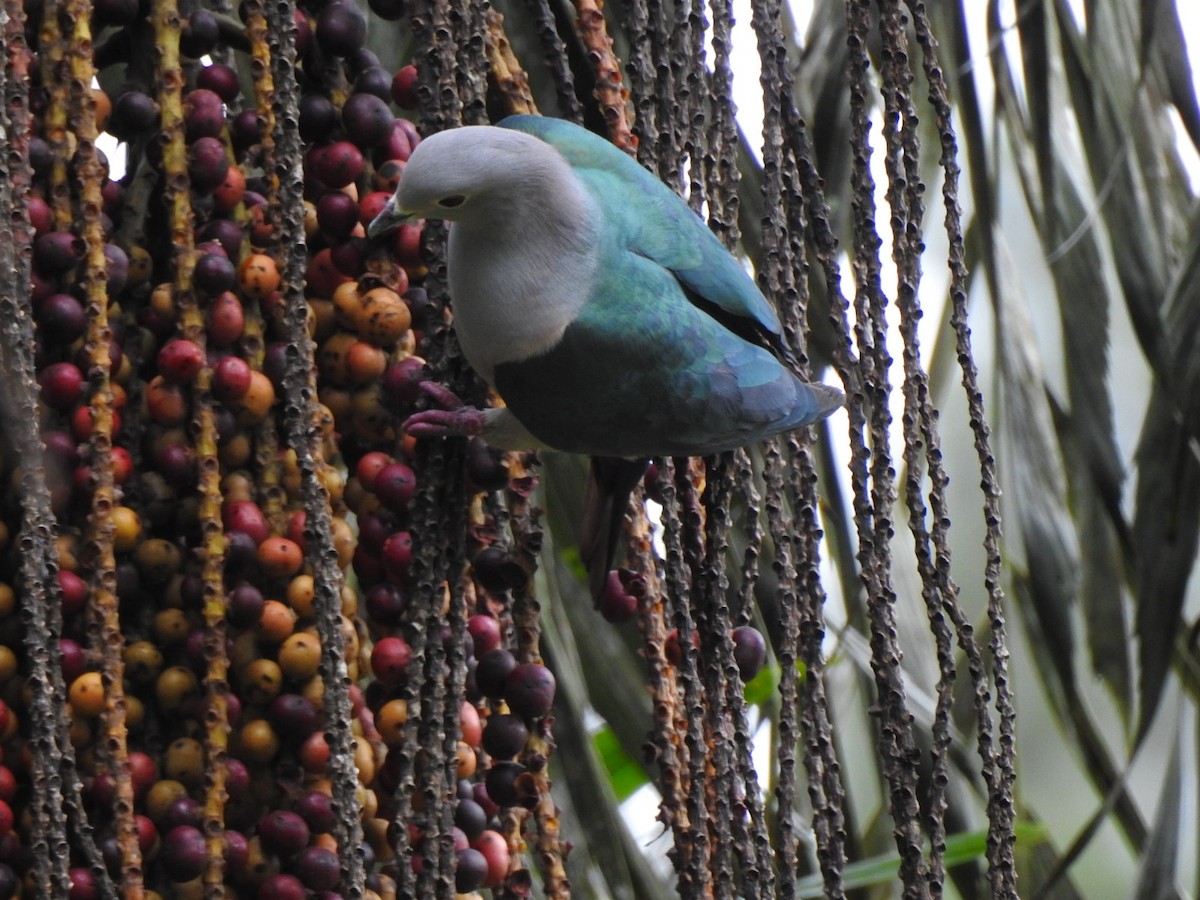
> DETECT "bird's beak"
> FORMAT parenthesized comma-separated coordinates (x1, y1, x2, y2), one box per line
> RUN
(367, 197, 414, 238)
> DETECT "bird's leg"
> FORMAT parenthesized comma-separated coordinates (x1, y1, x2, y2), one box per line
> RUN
(402, 382, 489, 439)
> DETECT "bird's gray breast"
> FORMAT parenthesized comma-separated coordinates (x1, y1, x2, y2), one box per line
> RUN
(447, 220, 597, 386)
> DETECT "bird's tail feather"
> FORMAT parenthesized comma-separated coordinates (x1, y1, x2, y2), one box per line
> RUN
(580, 457, 649, 602)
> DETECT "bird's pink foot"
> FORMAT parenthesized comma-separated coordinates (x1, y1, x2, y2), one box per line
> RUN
(402, 382, 489, 439)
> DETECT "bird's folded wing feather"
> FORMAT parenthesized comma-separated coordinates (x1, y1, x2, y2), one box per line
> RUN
(498, 115, 786, 349)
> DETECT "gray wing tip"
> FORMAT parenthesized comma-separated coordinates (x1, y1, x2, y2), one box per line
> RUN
(806, 382, 846, 422)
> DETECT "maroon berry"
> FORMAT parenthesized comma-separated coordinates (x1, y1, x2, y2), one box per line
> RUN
(68, 867, 98, 900)
(37, 293, 87, 343)
(293, 845, 340, 892)
(198, 218, 243, 258)
(28, 194, 51, 234)
(268, 693, 321, 739)
(364, 582, 406, 626)
(257, 810, 310, 858)
(294, 789, 335, 834)
(110, 90, 158, 140)
(161, 825, 207, 881)
(161, 796, 203, 831)
(454, 798, 487, 842)
(731, 625, 767, 681)
(158, 338, 205, 383)
(503, 662, 556, 720)
(316, 191, 359, 241)
(483, 761, 525, 808)
(180, 9, 219, 57)
(316, 3, 366, 57)
(467, 615, 501, 658)
(104, 243, 129, 295)
(194, 252, 236, 295)
(474, 649, 516, 700)
(466, 438, 509, 491)
(183, 88, 226, 141)
(187, 136, 230, 191)
(258, 874, 306, 900)
(598, 570, 638, 623)
(231, 108, 264, 151)
(370, 636, 412, 685)
(455, 848, 488, 893)
(152, 443, 191, 488)
(224, 829, 249, 874)
(381, 530, 413, 579)
(381, 356, 428, 408)
(58, 570, 88, 615)
(34, 231, 85, 274)
(373, 120, 414, 165)
(391, 65, 418, 109)
(481, 714, 528, 760)
(372, 461, 415, 512)
(59, 638, 87, 682)
(299, 94, 338, 144)
(472, 546, 527, 594)
(341, 91, 394, 151)
(38, 361, 85, 409)
(354, 66, 394, 100)
(196, 63, 241, 103)
(312, 141, 364, 190)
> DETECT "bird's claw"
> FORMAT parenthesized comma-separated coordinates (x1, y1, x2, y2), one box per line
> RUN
(402, 382, 488, 439)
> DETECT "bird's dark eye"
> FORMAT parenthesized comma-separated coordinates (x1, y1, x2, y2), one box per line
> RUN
(438, 195, 466, 208)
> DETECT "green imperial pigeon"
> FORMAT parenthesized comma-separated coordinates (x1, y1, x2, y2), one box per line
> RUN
(368, 115, 844, 598)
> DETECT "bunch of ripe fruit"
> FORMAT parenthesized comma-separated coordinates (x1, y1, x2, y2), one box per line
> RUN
(0, 0, 570, 894)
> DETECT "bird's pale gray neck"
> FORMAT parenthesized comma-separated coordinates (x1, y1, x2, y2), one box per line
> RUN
(446, 154, 598, 384)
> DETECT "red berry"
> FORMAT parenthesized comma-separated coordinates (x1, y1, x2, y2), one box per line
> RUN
(391, 64, 419, 109)
(370, 636, 412, 685)
(212, 355, 252, 401)
(157, 338, 205, 383)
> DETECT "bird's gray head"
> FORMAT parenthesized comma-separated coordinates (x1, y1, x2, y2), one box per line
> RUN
(366, 126, 559, 237)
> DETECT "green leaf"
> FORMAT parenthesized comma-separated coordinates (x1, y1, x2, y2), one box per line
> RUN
(592, 725, 649, 802)
(743, 660, 780, 706)
(793, 824, 1050, 896)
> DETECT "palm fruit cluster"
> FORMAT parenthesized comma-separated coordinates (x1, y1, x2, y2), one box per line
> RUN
(0, 0, 565, 895)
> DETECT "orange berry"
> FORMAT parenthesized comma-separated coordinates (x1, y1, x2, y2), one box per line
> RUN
(155, 666, 200, 714)
(0, 584, 14, 618)
(237, 719, 281, 763)
(68, 672, 106, 717)
(345, 340, 387, 384)
(0, 647, 16, 683)
(374, 699, 408, 746)
(123, 641, 164, 685)
(286, 574, 316, 618)
(111, 505, 142, 552)
(455, 740, 476, 780)
(241, 658, 284, 706)
(257, 537, 304, 579)
(237, 253, 280, 299)
(257, 599, 298, 644)
(278, 632, 321, 681)
(235, 370, 277, 424)
(299, 730, 330, 774)
(152, 608, 191, 645)
(164, 737, 206, 788)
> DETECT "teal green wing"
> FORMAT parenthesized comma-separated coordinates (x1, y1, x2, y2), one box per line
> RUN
(498, 115, 787, 349)
(492, 245, 838, 458)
